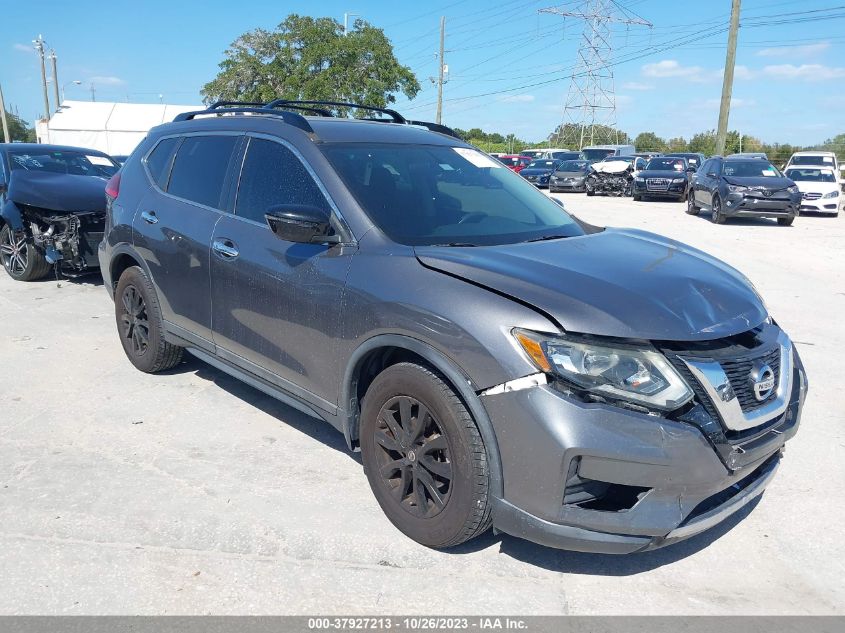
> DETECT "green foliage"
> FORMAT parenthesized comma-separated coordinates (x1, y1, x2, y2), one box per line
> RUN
(201, 14, 420, 115)
(453, 127, 534, 153)
(634, 132, 666, 152)
(816, 133, 845, 162)
(2, 110, 35, 142)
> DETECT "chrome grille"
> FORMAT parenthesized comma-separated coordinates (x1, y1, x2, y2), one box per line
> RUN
(721, 347, 781, 412)
(802, 192, 821, 200)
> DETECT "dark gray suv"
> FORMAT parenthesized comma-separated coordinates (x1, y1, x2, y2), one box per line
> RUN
(99, 100, 807, 554)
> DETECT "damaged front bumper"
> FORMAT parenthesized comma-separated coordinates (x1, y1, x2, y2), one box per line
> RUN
(479, 361, 807, 554)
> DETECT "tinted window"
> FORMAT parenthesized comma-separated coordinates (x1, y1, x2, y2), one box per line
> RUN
(145, 137, 179, 190)
(235, 138, 330, 224)
(168, 136, 239, 209)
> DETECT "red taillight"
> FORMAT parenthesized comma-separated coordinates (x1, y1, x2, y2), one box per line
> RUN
(105, 172, 121, 200)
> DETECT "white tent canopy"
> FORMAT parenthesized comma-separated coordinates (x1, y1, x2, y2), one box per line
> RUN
(35, 100, 201, 156)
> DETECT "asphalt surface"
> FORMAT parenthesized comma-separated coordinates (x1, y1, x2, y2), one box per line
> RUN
(0, 195, 843, 615)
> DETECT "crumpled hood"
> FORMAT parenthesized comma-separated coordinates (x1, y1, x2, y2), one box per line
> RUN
(415, 228, 767, 341)
(723, 176, 792, 191)
(7, 171, 108, 212)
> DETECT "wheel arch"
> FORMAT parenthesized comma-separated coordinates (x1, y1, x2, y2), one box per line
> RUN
(107, 244, 152, 294)
(341, 334, 504, 500)
(0, 200, 25, 231)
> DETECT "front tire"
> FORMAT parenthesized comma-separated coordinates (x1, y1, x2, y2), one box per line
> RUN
(360, 362, 492, 549)
(777, 216, 795, 226)
(114, 266, 183, 373)
(686, 192, 699, 215)
(711, 195, 726, 224)
(0, 225, 51, 282)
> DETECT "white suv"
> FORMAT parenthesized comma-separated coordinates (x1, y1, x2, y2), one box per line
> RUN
(785, 151, 840, 175)
(785, 166, 841, 215)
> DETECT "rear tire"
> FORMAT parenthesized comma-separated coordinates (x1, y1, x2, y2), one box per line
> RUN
(114, 265, 183, 373)
(0, 225, 51, 282)
(777, 216, 795, 226)
(360, 362, 492, 549)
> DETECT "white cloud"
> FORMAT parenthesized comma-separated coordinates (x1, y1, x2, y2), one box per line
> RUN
(762, 64, 845, 81)
(757, 42, 830, 58)
(13, 43, 34, 54)
(622, 81, 653, 91)
(641, 60, 714, 83)
(733, 65, 756, 80)
(87, 75, 126, 86)
(498, 94, 535, 103)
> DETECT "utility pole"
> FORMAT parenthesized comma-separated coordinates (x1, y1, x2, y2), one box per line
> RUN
(715, 0, 741, 156)
(33, 35, 51, 120)
(435, 16, 446, 125)
(49, 50, 60, 110)
(541, 1, 651, 149)
(0, 82, 10, 143)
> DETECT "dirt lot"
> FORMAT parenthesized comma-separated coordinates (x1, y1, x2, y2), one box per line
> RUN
(0, 195, 843, 615)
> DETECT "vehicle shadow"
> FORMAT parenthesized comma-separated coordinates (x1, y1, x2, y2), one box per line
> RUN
(25, 270, 104, 286)
(159, 356, 761, 574)
(165, 354, 359, 462)
(448, 497, 761, 575)
(690, 214, 788, 228)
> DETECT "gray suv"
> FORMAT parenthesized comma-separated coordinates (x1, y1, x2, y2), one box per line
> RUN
(99, 100, 807, 554)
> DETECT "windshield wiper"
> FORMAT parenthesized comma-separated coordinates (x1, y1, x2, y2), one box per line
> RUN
(431, 242, 479, 247)
(521, 234, 570, 243)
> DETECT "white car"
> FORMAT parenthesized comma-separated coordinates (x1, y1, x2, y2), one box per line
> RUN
(785, 151, 840, 175)
(785, 166, 840, 215)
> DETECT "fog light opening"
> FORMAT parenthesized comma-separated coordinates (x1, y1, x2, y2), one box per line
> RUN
(563, 457, 650, 512)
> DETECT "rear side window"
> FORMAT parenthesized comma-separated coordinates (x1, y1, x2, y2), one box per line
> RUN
(235, 138, 330, 224)
(167, 136, 239, 209)
(145, 137, 179, 190)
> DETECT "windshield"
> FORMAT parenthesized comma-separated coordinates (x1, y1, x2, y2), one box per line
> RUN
(520, 150, 546, 159)
(582, 148, 615, 161)
(667, 154, 700, 166)
(526, 160, 557, 170)
(8, 150, 119, 177)
(549, 151, 582, 161)
(323, 144, 585, 246)
(790, 155, 835, 167)
(646, 158, 686, 171)
(556, 160, 589, 172)
(785, 168, 836, 183)
(722, 161, 781, 178)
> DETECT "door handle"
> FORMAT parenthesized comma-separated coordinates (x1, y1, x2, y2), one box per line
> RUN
(140, 210, 158, 225)
(212, 238, 239, 259)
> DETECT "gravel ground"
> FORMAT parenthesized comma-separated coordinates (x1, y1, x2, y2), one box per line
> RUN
(0, 193, 842, 615)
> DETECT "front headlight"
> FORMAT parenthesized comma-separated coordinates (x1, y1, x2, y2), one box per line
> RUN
(672, 177, 686, 183)
(823, 190, 839, 198)
(635, 177, 645, 183)
(513, 329, 693, 411)
(728, 184, 748, 193)
(787, 185, 800, 194)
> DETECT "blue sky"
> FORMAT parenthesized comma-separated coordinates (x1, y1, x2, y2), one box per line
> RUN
(2, 0, 844, 145)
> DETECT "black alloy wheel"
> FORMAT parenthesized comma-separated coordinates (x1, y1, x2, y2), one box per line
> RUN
(119, 284, 151, 357)
(686, 191, 699, 215)
(0, 225, 51, 281)
(373, 395, 452, 519)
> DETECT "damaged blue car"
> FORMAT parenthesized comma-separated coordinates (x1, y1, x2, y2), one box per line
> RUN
(0, 143, 119, 281)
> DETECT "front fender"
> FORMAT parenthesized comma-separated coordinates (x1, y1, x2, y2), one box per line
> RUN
(0, 199, 25, 231)
(340, 333, 504, 500)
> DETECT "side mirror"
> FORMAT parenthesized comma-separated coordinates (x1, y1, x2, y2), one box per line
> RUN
(264, 204, 339, 244)
(686, 166, 697, 172)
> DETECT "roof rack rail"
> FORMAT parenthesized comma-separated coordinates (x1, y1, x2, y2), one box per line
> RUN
(265, 99, 407, 124)
(407, 120, 461, 140)
(173, 106, 314, 135)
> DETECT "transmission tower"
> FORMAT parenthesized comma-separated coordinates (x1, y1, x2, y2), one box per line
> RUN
(540, 1, 651, 149)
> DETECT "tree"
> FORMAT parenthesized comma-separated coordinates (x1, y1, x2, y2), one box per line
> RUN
(634, 132, 666, 152)
(547, 123, 629, 148)
(666, 136, 687, 152)
(2, 110, 35, 142)
(201, 14, 420, 114)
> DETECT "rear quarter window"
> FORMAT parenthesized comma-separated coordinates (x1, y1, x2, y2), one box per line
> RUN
(145, 137, 180, 190)
(167, 136, 239, 209)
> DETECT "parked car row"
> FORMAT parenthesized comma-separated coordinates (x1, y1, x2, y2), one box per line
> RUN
(0, 100, 810, 557)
